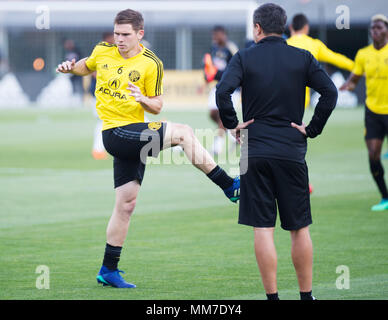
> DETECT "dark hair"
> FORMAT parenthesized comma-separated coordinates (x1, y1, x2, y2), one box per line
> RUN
(253, 3, 287, 35)
(292, 13, 309, 31)
(213, 25, 226, 33)
(114, 9, 144, 31)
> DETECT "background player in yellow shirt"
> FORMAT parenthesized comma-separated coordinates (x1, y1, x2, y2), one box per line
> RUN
(341, 14, 388, 211)
(287, 13, 354, 107)
(56, 9, 247, 288)
(287, 13, 354, 195)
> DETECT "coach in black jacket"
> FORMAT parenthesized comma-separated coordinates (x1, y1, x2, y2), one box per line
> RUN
(216, 3, 337, 300)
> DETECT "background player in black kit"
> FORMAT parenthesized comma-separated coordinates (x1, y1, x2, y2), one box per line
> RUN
(204, 26, 240, 155)
(216, 3, 338, 300)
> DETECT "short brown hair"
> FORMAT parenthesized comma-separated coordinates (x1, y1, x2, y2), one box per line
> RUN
(253, 3, 287, 35)
(114, 9, 144, 31)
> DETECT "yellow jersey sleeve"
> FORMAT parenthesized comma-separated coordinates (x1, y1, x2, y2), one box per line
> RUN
(85, 45, 100, 71)
(143, 49, 164, 97)
(85, 42, 114, 71)
(316, 39, 354, 71)
(352, 49, 365, 76)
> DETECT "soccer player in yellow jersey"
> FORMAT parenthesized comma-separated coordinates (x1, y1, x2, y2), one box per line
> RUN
(56, 9, 247, 288)
(341, 14, 388, 211)
(287, 14, 354, 107)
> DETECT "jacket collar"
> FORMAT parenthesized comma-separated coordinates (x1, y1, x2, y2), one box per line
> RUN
(257, 35, 286, 44)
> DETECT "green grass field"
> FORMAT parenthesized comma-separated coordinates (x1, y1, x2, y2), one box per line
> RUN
(0, 106, 387, 300)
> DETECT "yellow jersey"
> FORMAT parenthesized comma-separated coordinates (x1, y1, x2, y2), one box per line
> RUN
(353, 43, 388, 114)
(85, 42, 163, 130)
(287, 34, 354, 106)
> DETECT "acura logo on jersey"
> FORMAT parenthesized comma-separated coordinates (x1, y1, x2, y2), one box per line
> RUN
(108, 78, 121, 90)
(98, 86, 127, 100)
(129, 70, 141, 82)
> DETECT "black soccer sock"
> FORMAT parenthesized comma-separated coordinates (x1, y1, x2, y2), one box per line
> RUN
(300, 291, 314, 300)
(206, 165, 234, 190)
(369, 159, 388, 199)
(266, 292, 279, 300)
(102, 243, 122, 271)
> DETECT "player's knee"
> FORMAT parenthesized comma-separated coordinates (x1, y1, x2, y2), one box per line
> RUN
(290, 226, 310, 241)
(118, 198, 137, 217)
(368, 150, 380, 161)
(175, 123, 194, 144)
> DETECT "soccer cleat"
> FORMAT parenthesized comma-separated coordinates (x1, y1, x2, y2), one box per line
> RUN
(96, 266, 136, 288)
(371, 199, 388, 211)
(223, 176, 240, 203)
(203, 53, 218, 82)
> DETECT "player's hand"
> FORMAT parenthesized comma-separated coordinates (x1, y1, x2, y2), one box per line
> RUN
(127, 81, 145, 103)
(56, 58, 76, 73)
(232, 119, 254, 144)
(339, 81, 356, 91)
(291, 122, 307, 136)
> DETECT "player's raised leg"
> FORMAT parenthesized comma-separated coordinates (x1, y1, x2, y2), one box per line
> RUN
(163, 122, 240, 202)
(97, 180, 140, 288)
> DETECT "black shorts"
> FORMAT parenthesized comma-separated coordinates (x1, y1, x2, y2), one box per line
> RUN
(365, 105, 388, 140)
(102, 122, 166, 188)
(239, 157, 312, 231)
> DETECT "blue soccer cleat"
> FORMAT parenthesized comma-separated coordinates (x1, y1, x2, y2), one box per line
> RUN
(223, 176, 240, 203)
(96, 266, 136, 288)
(371, 198, 388, 211)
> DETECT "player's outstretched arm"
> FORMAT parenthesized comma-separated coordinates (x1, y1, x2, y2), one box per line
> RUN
(317, 41, 354, 72)
(56, 58, 93, 76)
(339, 73, 361, 91)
